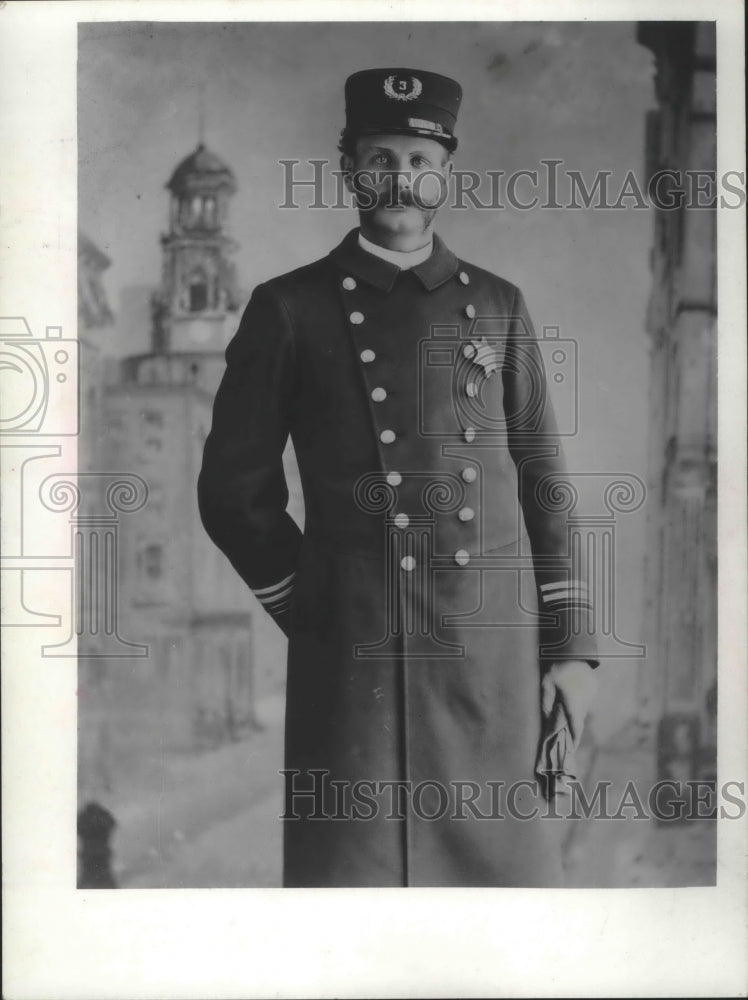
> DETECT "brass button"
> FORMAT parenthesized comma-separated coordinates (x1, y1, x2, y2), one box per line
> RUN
(386, 472, 402, 487)
(401, 556, 416, 572)
(463, 344, 476, 359)
(463, 427, 476, 443)
(371, 387, 387, 402)
(350, 311, 364, 325)
(454, 549, 470, 566)
(458, 507, 475, 522)
(465, 304, 476, 319)
(380, 430, 396, 444)
(461, 467, 477, 483)
(394, 513, 410, 529)
(360, 349, 376, 363)
(342, 276, 357, 291)
(459, 271, 470, 285)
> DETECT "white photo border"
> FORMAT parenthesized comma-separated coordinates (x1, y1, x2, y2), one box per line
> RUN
(1, 1, 745, 998)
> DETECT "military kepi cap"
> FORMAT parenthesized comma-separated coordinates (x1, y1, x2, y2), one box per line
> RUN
(343, 68, 463, 152)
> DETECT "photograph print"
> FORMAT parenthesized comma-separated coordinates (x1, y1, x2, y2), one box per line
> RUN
(74, 19, 724, 890)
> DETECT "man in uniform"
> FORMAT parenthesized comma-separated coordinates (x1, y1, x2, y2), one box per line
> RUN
(198, 68, 599, 887)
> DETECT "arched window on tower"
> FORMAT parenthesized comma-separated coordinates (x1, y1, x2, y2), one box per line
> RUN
(188, 269, 208, 312)
(190, 195, 203, 226)
(204, 197, 216, 227)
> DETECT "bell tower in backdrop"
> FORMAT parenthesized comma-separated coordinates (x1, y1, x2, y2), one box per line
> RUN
(95, 139, 265, 785)
(152, 142, 240, 368)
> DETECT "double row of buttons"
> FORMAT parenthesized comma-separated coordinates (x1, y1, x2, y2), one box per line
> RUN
(343, 269, 480, 573)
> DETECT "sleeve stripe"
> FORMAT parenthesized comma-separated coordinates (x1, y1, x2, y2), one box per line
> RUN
(256, 583, 294, 605)
(542, 598, 593, 609)
(541, 589, 590, 604)
(541, 587, 589, 598)
(253, 572, 296, 598)
(540, 580, 588, 593)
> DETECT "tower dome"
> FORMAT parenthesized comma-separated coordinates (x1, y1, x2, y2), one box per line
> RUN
(167, 143, 237, 197)
(166, 143, 237, 235)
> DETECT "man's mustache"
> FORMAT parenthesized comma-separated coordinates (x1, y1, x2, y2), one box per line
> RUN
(351, 170, 446, 212)
(374, 189, 418, 208)
(356, 186, 423, 211)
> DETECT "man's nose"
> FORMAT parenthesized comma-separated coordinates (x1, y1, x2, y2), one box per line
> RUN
(383, 169, 412, 191)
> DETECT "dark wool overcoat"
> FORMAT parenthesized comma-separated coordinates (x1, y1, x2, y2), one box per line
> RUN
(198, 228, 598, 887)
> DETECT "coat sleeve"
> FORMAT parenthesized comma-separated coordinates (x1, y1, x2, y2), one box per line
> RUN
(198, 281, 303, 636)
(502, 286, 599, 666)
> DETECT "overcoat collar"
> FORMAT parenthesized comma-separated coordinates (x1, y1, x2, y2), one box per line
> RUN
(330, 228, 458, 293)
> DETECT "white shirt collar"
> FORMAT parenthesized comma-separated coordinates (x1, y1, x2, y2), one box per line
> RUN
(358, 232, 434, 270)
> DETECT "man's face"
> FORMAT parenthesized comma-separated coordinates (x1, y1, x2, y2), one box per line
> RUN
(343, 133, 453, 239)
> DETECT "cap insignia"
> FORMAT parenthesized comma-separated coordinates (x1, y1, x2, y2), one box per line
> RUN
(383, 74, 423, 102)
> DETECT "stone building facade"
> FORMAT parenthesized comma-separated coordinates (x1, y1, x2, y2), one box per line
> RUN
(78, 144, 294, 814)
(637, 23, 717, 781)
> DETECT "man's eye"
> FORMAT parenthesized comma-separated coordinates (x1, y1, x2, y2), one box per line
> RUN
(411, 157, 429, 167)
(373, 154, 390, 165)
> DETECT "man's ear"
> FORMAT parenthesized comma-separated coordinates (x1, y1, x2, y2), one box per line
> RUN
(340, 153, 355, 194)
(444, 156, 454, 180)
